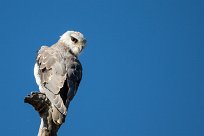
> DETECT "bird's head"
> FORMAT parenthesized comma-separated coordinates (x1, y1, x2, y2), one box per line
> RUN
(59, 31, 86, 56)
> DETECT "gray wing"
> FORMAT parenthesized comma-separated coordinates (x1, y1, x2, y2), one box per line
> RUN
(36, 45, 82, 115)
(65, 56, 82, 105)
(36, 45, 67, 114)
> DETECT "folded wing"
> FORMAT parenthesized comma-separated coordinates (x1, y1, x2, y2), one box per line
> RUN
(36, 45, 67, 114)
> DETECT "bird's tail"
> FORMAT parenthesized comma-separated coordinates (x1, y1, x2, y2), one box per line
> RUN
(42, 88, 67, 125)
(52, 105, 66, 125)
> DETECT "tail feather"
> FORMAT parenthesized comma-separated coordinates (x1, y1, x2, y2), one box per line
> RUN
(52, 106, 65, 125)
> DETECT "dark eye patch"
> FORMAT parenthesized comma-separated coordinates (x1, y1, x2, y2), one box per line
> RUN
(71, 36, 78, 43)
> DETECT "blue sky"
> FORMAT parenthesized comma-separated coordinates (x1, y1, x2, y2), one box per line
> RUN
(0, 0, 203, 136)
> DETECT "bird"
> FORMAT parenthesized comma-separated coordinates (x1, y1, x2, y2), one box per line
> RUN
(34, 31, 86, 125)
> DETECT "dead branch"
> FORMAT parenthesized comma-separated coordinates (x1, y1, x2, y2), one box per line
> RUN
(24, 92, 61, 136)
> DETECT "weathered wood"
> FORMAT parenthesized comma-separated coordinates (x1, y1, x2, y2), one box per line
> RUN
(24, 92, 62, 136)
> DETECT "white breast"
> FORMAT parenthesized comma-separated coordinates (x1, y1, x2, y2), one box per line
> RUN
(34, 63, 44, 92)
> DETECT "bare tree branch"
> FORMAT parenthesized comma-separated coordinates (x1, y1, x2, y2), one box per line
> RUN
(24, 92, 62, 136)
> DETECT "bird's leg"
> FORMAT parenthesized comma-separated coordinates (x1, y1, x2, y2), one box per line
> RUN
(24, 92, 61, 136)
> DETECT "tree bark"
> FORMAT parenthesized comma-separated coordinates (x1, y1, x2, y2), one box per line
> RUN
(24, 92, 61, 136)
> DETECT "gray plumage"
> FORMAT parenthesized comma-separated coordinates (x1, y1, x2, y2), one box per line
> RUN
(34, 31, 86, 125)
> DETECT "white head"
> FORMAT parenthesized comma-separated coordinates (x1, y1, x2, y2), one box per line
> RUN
(59, 31, 86, 56)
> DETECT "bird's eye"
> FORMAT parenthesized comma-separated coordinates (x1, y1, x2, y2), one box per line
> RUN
(71, 36, 78, 43)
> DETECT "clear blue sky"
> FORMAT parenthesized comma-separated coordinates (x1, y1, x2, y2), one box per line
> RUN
(0, 0, 203, 136)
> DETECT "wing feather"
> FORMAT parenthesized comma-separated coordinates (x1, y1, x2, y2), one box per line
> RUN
(36, 45, 82, 115)
(37, 46, 66, 95)
(65, 56, 82, 104)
